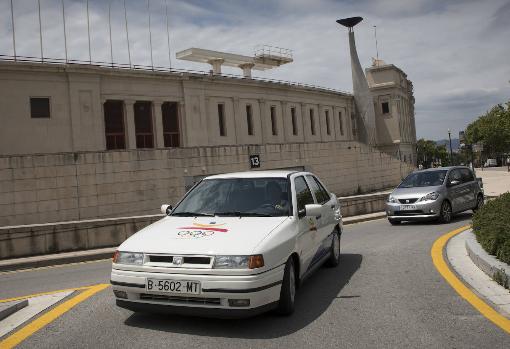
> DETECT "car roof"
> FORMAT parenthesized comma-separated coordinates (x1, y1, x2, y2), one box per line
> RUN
(205, 170, 300, 180)
(418, 166, 470, 172)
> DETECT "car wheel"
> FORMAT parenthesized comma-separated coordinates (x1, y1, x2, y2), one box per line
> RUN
(388, 219, 401, 225)
(473, 194, 484, 212)
(277, 257, 296, 316)
(439, 200, 452, 223)
(325, 232, 341, 267)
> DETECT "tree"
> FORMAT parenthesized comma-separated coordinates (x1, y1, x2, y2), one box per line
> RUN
(417, 139, 450, 167)
(464, 101, 510, 158)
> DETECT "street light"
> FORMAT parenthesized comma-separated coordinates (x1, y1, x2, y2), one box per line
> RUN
(448, 129, 453, 165)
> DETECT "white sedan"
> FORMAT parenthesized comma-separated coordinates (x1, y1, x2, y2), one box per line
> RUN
(111, 170, 343, 317)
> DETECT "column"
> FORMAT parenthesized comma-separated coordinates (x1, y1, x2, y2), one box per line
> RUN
(233, 97, 240, 144)
(258, 99, 267, 144)
(124, 100, 136, 149)
(208, 59, 224, 74)
(238, 63, 254, 78)
(153, 101, 165, 148)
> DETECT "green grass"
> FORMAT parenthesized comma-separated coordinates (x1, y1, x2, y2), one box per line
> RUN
(472, 192, 510, 265)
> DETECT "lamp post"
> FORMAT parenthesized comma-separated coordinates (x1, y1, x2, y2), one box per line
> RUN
(448, 129, 453, 165)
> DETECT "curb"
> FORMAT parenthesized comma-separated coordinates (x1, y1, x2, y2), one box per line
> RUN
(465, 230, 510, 289)
(0, 248, 115, 273)
(343, 212, 386, 225)
(0, 212, 386, 273)
(0, 299, 29, 321)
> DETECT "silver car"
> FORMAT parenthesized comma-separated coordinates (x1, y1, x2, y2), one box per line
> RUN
(385, 166, 484, 225)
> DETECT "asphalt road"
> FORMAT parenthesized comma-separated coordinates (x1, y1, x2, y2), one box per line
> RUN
(1, 213, 509, 348)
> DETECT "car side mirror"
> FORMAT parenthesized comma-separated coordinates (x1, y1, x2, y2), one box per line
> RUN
(305, 204, 322, 217)
(448, 180, 461, 187)
(330, 193, 337, 202)
(160, 204, 172, 215)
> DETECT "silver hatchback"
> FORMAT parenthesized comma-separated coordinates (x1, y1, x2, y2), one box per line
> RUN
(385, 166, 484, 225)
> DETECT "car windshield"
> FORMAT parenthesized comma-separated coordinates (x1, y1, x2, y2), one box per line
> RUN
(171, 177, 291, 217)
(398, 170, 448, 188)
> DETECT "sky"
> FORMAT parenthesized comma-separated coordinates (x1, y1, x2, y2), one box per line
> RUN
(1, 0, 509, 140)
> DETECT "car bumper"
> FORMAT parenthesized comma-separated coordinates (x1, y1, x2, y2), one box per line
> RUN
(385, 200, 442, 221)
(110, 264, 285, 318)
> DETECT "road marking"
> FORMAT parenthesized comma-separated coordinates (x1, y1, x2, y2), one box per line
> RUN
(0, 258, 111, 276)
(0, 285, 97, 304)
(431, 225, 510, 334)
(0, 284, 109, 349)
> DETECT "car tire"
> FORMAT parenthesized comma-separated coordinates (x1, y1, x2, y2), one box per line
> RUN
(276, 257, 296, 316)
(439, 200, 452, 223)
(325, 232, 341, 267)
(472, 194, 484, 213)
(388, 219, 401, 225)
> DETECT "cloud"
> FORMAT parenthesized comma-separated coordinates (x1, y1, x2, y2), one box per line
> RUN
(0, 0, 509, 140)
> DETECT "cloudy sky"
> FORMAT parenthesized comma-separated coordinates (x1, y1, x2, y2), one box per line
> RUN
(1, 0, 509, 140)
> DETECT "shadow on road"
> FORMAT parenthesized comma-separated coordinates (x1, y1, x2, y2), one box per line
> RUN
(124, 253, 362, 338)
(399, 212, 473, 226)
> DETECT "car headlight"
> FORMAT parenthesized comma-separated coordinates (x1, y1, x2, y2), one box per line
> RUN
(387, 195, 398, 203)
(419, 192, 440, 202)
(113, 251, 144, 265)
(213, 255, 264, 269)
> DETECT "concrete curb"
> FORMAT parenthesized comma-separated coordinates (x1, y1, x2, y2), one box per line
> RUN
(0, 212, 386, 273)
(343, 212, 386, 225)
(465, 230, 510, 289)
(0, 248, 115, 272)
(0, 299, 29, 321)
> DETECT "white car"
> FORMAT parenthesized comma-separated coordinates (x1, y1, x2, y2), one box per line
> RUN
(111, 170, 343, 318)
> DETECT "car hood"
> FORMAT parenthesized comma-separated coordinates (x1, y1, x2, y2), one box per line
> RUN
(391, 186, 442, 198)
(118, 216, 289, 255)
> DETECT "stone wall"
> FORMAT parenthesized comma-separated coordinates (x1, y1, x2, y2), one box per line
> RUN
(0, 140, 413, 228)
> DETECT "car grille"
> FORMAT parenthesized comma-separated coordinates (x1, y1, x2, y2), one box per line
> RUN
(398, 198, 418, 204)
(146, 254, 212, 267)
(140, 293, 221, 305)
(393, 210, 435, 216)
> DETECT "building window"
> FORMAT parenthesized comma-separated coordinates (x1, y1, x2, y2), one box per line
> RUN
(310, 109, 316, 135)
(339, 111, 344, 136)
(270, 106, 277, 136)
(382, 102, 390, 114)
(246, 104, 253, 136)
(351, 113, 357, 136)
(134, 101, 154, 148)
(291, 107, 298, 136)
(30, 97, 50, 118)
(103, 100, 126, 150)
(162, 102, 180, 147)
(325, 109, 331, 135)
(218, 103, 226, 136)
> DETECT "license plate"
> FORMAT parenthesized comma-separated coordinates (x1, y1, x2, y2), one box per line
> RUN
(400, 205, 417, 210)
(145, 278, 201, 295)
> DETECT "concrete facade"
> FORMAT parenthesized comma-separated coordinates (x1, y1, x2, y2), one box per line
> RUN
(366, 63, 417, 164)
(0, 61, 416, 229)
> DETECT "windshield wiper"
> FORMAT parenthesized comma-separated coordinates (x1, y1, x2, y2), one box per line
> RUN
(171, 211, 214, 217)
(214, 211, 274, 217)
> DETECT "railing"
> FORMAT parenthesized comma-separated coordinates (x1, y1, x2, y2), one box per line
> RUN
(254, 45, 293, 60)
(0, 54, 350, 95)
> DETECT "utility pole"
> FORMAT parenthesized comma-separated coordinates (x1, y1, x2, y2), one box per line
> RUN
(448, 129, 453, 165)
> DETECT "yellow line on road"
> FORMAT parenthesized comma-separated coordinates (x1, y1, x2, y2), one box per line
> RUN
(0, 283, 110, 349)
(431, 225, 510, 335)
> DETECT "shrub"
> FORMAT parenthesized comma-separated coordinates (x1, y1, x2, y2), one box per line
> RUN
(472, 193, 510, 265)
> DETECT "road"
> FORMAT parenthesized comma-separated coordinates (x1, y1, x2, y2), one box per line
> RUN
(1, 214, 508, 348)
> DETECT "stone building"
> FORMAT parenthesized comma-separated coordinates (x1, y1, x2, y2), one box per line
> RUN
(0, 60, 415, 228)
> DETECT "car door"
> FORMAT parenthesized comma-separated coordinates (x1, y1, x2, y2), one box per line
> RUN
(459, 168, 477, 209)
(305, 175, 334, 261)
(446, 169, 465, 212)
(293, 176, 318, 276)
